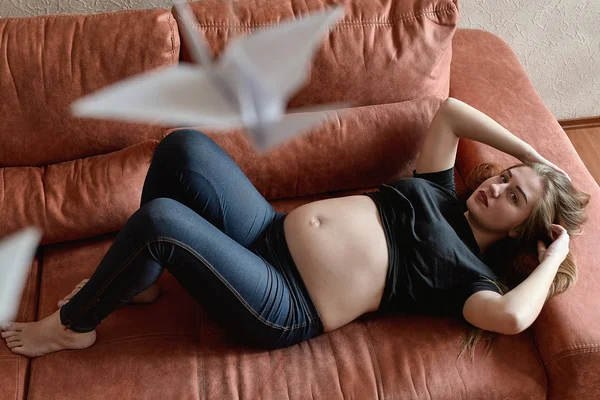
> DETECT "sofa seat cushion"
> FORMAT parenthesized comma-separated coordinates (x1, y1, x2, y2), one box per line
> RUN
(174, 0, 459, 108)
(0, 9, 178, 167)
(0, 140, 158, 245)
(31, 228, 545, 399)
(28, 234, 202, 399)
(166, 96, 446, 201)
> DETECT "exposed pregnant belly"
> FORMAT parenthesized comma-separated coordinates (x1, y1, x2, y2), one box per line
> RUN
(283, 195, 389, 332)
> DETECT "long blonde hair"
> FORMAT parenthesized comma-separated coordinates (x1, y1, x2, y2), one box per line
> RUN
(456, 162, 591, 362)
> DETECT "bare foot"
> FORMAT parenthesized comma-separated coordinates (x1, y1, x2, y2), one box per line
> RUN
(58, 279, 161, 308)
(1, 309, 96, 357)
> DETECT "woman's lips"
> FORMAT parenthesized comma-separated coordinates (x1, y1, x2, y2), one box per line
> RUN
(477, 190, 488, 207)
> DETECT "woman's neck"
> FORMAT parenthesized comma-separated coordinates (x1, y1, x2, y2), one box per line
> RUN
(463, 210, 506, 255)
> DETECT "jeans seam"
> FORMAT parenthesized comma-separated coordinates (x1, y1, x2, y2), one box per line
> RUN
(62, 238, 156, 330)
(160, 236, 312, 331)
(64, 236, 314, 332)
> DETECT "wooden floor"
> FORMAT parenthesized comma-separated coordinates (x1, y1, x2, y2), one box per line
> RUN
(564, 125, 600, 185)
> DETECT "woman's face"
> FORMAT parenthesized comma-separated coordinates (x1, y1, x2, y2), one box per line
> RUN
(466, 166, 544, 237)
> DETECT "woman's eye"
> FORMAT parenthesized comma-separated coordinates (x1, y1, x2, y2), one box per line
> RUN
(500, 174, 507, 183)
(511, 193, 518, 203)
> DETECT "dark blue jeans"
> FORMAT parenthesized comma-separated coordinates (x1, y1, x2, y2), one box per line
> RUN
(59, 129, 324, 349)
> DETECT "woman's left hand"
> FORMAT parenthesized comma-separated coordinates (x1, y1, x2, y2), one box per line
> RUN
(519, 148, 571, 182)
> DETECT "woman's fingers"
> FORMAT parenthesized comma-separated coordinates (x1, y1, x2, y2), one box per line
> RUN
(552, 165, 571, 182)
(556, 168, 571, 182)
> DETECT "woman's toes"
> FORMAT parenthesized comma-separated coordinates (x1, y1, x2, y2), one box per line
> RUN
(2, 331, 19, 339)
(6, 336, 21, 343)
(7, 341, 23, 349)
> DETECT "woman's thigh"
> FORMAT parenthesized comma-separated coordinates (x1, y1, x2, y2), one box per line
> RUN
(62, 198, 319, 348)
(141, 129, 276, 248)
(144, 199, 321, 348)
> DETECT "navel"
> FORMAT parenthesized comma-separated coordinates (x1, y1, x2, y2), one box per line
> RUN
(309, 217, 321, 227)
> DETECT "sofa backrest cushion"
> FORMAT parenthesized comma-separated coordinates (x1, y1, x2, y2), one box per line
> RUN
(0, 140, 158, 245)
(167, 96, 444, 200)
(0, 9, 179, 167)
(173, 0, 459, 109)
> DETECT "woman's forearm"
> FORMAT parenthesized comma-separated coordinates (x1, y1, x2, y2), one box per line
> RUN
(442, 97, 534, 160)
(500, 256, 561, 333)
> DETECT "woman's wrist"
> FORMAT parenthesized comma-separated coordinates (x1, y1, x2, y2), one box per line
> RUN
(539, 254, 563, 271)
(517, 144, 537, 163)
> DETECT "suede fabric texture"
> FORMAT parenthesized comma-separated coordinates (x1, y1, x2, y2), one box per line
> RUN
(450, 29, 600, 400)
(172, 0, 458, 108)
(0, 9, 178, 167)
(0, 140, 158, 245)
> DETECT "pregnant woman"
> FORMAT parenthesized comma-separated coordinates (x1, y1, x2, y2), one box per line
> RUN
(1, 98, 590, 359)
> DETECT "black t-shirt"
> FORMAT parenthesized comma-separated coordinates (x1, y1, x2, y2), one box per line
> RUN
(362, 167, 503, 320)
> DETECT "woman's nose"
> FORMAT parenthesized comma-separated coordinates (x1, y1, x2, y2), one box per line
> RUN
(490, 183, 503, 197)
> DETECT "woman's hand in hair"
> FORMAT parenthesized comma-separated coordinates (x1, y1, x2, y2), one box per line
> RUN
(537, 224, 570, 264)
(519, 149, 571, 182)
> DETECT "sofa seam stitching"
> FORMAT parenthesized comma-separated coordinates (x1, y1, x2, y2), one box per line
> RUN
(547, 343, 600, 367)
(547, 347, 600, 368)
(187, 5, 456, 30)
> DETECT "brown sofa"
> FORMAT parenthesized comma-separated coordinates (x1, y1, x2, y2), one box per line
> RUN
(1, 1, 599, 399)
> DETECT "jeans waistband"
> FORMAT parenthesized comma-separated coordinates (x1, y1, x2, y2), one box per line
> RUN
(252, 212, 324, 329)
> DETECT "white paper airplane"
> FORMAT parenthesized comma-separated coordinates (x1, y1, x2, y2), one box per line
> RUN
(71, 0, 349, 152)
(0, 227, 42, 323)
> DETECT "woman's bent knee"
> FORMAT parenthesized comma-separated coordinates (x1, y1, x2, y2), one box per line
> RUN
(130, 198, 187, 234)
(152, 129, 216, 167)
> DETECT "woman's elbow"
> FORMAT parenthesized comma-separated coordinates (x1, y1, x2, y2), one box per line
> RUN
(506, 312, 530, 335)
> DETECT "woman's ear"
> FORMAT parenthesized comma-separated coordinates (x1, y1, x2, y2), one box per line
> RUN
(508, 227, 519, 239)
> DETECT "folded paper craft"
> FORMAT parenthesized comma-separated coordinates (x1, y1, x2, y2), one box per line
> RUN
(0, 227, 42, 323)
(71, 0, 348, 153)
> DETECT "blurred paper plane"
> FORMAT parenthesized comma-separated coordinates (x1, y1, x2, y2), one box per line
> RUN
(0, 227, 42, 323)
(71, 0, 349, 152)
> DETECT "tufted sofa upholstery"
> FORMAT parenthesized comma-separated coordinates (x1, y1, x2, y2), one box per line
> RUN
(1, 1, 599, 399)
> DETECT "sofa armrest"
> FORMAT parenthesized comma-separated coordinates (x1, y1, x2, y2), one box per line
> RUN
(449, 29, 600, 400)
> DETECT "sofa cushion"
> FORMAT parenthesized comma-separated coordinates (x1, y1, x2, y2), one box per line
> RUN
(173, 0, 459, 108)
(0, 140, 158, 245)
(0, 9, 178, 167)
(29, 234, 201, 399)
(29, 231, 545, 399)
(166, 96, 445, 200)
